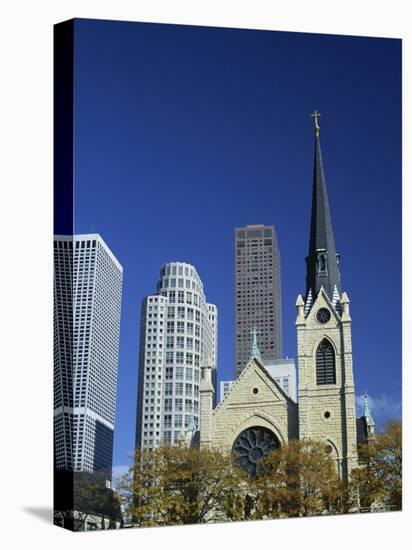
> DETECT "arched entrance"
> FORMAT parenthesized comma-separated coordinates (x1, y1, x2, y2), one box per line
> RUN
(232, 426, 280, 477)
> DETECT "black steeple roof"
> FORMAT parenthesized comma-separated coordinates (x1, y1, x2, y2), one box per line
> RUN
(305, 114, 341, 306)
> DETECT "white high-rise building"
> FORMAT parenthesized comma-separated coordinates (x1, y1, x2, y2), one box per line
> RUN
(54, 234, 123, 478)
(135, 262, 217, 449)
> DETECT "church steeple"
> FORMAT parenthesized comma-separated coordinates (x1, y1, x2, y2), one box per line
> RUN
(305, 112, 341, 312)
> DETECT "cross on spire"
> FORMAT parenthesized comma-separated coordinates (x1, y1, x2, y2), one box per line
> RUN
(310, 110, 321, 135)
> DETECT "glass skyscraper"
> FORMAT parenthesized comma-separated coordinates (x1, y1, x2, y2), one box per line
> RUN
(53, 234, 123, 479)
(135, 262, 217, 450)
(235, 224, 282, 377)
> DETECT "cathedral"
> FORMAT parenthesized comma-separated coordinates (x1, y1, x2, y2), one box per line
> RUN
(197, 114, 374, 481)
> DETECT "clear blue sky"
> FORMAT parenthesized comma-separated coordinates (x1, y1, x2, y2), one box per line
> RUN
(68, 19, 401, 472)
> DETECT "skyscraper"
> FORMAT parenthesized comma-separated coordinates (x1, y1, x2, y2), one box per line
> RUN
(135, 262, 217, 450)
(235, 224, 282, 377)
(54, 234, 123, 479)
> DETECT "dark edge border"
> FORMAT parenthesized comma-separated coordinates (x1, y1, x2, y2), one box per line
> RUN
(53, 19, 75, 532)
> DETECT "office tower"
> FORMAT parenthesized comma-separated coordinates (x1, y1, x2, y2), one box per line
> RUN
(54, 234, 123, 479)
(135, 262, 217, 449)
(235, 224, 282, 377)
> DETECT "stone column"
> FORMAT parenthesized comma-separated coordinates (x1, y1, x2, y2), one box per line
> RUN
(199, 365, 214, 448)
(295, 295, 308, 439)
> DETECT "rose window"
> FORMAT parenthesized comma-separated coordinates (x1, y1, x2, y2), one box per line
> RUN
(232, 427, 280, 477)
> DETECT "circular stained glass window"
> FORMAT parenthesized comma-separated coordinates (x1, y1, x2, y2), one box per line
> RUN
(316, 308, 331, 324)
(232, 427, 280, 477)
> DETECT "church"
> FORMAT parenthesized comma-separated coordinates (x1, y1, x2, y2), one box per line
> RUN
(197, 113, 374, 481)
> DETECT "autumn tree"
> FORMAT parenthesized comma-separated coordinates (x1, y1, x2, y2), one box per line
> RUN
(116, 445, 245, 527)
(250, 439, 347, 518)
(351, 419, 402, 511)
(53, 471, 122, 531)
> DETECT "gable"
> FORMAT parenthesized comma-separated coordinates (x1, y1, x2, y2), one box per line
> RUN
(214, 359, 289, 415)
(305, 287, 341, 329)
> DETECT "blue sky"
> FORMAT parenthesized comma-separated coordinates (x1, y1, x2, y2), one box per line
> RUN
(68, 19, 401, 473)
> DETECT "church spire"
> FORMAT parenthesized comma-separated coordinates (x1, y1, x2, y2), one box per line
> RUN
(305, 112, 341, 311)
(250, 327, 262, 363)
(363, 392, 372, 418)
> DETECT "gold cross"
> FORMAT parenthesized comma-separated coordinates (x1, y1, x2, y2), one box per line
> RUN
(310, 110, 321, 135)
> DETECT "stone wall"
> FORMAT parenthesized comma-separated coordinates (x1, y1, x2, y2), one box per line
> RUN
(201, 359, 298, 452)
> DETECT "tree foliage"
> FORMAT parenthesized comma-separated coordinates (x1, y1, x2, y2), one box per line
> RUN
(117, 445, 244, 527)
(54, 471, 122, 530)
(114, 424, 402, 527)
(245, 439, 349, 519)
(351, 420, 402, 511)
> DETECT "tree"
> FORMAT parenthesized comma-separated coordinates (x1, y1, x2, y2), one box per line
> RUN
(56, 471, 121, 531)
(351, 419, 402, 511)
(251, 439, 347, 518)
(116, 445, 245, 527)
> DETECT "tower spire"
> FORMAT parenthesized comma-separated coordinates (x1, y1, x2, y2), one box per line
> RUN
(250, 327, 262, 363)
(363, 392, 372, 418)
(305, 112, 341, 310)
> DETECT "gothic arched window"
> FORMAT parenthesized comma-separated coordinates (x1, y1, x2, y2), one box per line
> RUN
(316, 339, 336, 385)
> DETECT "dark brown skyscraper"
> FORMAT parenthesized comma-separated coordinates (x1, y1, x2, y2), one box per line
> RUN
(235, 224, 283, 377)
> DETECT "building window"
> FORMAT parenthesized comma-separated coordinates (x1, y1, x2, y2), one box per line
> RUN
(316, 339, 336, 385)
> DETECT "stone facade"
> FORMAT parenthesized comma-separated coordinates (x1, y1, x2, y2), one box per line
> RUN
(198, 287, 358, 481)
(200, 360, 298, 453)
(296, 288, 358, 479)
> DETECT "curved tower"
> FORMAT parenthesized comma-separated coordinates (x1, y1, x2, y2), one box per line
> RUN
(136, 262, 217, 449)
